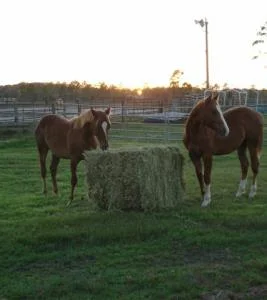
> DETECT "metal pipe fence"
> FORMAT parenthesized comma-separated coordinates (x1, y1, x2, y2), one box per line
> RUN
(1, 99, 267, 144)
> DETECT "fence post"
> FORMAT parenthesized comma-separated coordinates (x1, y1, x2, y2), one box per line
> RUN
(33, 102, 36, 123)
(63, 101, 66, 117)
(14, 102, 18, 125)
(51, 103, 56, 114)
(159, 99, 164, 113)
(77, 100, 81, 115)
(121, 99, 125, 122)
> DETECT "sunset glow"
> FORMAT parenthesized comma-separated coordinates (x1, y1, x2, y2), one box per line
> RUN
(0, 0, 267, 89)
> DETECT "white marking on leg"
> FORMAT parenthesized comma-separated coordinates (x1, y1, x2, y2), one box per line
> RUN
(102, 121, 107, 138)
(249, 182, 257, 198)
(236, 178, 247, 197)
(216, 103, 229, 136)
(201, 184, 211, 207)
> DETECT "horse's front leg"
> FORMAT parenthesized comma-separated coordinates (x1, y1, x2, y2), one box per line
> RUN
(66, 158, 79, 206)
(202, 154, 213, 207)
(189, 151, 205, 201)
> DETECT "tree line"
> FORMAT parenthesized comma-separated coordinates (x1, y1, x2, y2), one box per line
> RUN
(0, 79, 201, 104)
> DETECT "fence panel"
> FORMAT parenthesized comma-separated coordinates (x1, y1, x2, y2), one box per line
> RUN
(1, 96, 267, 144)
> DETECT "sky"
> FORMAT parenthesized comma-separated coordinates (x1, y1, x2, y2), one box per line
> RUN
(0, 0, 267, 89)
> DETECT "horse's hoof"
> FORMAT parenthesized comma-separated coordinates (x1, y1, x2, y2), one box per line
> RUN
(236, 190, 246, 197)
(249, 191, 256, 199)
(249, 185, 257, 199)
(201, 198, 211, 208)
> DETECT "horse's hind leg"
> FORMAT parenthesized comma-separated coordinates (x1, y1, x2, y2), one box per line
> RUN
(50, 155, 60, 195)
(37, 144, 49, 195)
(202, 154, 213, 207)
(248, 144, 261, 198)
(236, 142, 249, 197)
(66, 158, 79, 206)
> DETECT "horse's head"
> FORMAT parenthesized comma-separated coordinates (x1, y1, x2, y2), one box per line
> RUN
(91, 107, 111, 150)
(202, 94, 229, 136)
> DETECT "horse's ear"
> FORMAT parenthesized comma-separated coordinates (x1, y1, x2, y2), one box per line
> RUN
(212, 93, 219, 102)
(105, 107, 111, 115)
(91, 108, 97, 118)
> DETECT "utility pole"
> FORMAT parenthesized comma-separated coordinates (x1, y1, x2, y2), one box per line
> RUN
(195, 18, 210, 89)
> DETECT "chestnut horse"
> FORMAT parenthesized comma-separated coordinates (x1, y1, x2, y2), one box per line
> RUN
(183, 94, 263, 207)
(35, 107, 111, 204)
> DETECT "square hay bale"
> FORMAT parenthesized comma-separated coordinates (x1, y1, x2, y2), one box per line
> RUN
(84, 146, 184, 211)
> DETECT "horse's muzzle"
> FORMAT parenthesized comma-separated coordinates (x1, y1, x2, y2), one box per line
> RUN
(101, 144, 109, 151)
(219, 127, 226, 136)
(218, 126, 229, 137)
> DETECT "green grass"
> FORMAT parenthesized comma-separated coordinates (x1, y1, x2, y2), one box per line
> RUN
(1, 128, 267, 299)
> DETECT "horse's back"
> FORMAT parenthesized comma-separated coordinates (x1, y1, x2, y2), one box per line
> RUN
(224, 106, 263, 126)
(35, 114, 71, 157)
(224, 105, 262, 119)
(224, 106, 263, 143)
(35, 114, 69, 138)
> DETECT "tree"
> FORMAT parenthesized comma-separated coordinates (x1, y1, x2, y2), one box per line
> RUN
(252, 21, 267, 60)
(169, 69, 184, 98)
(181, 82, 192, 90)
(222, 83, 229, 90)
(69, 81, 81, 101)
(169, 69, 184, 88)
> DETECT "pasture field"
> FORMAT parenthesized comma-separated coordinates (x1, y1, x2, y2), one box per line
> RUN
(1, 124, 267, 300)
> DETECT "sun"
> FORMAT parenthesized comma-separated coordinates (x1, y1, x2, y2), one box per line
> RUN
(137, 89, 142, 96)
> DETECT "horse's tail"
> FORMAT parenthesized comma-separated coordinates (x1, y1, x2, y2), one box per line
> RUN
(34, 117, 48, 150)
(256, 112, 264, 158)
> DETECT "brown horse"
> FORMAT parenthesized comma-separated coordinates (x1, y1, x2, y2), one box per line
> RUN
(35, 107, 111, 204)
(183, 94, 263, 207)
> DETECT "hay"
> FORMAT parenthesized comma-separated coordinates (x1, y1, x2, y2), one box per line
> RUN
(84, 146, 185, 211)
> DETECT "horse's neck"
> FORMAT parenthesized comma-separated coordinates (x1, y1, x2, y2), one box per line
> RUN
(185, 117, 204, 142)
(185, 117, 233, 155)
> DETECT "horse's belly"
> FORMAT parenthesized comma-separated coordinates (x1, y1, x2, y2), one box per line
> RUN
(212, 139, 243, 155)
(47, 140, 70, 159)
(213, 148, 236, 155)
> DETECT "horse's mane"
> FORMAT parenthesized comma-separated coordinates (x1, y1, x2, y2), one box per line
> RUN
(185, 99, 205, 125)
(71, 109, 95, 129)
